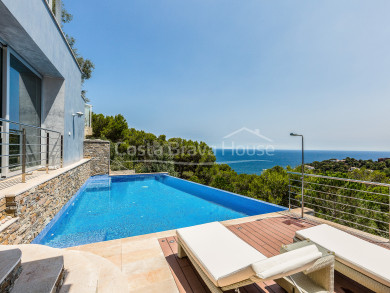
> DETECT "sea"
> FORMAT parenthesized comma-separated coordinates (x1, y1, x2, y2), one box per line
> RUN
(214, 149, 390, 175)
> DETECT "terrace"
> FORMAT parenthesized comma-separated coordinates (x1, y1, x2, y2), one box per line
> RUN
(61, 172, 390, 292)
(66, 210, 389, 292)
(1, 167, 390, 292)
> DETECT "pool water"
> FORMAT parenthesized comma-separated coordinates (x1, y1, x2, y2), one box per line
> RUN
(34, 174, 286, 248)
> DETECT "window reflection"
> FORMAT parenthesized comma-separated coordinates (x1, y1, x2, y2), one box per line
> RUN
(9, 55, 42, 169)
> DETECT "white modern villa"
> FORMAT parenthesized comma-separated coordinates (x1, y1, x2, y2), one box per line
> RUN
(0, 0, 84, 173)
(0, 1, 389, 293)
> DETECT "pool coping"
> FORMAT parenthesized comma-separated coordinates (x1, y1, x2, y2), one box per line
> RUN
(0, 159, 91, 199)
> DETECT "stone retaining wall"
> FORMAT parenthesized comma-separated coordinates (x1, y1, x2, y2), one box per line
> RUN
(0, 160, 90, 245)
(0, 260, 21, 292)
(83, 139, 110, 176)
(0, 197, 6, 220)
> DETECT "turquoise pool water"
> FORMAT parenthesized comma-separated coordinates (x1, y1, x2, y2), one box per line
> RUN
(33, 174, 286, 248)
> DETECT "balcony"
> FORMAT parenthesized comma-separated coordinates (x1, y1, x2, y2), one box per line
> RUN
(0, 118, 63, 189)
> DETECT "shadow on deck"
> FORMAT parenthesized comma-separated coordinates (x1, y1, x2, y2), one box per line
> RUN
(159, 216, 379, 293)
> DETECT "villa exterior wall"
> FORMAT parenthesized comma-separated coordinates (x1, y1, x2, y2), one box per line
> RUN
(0, 160, 91, 245)
(0, 0, 84, 166)
(84, 139, 111, 176)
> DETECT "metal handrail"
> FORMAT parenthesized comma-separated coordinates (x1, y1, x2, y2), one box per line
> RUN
(289, 185, 389, 206)
(287, 171, 390, 239)
(290, 202, 388, 234)
(290, 178, 390, 197)
(0, 117, 61, 134)
(289, 190, 389, 215)
(289, 200, 389, 226)
(0, 118, 63, 182)
(288, 171, 390, 187)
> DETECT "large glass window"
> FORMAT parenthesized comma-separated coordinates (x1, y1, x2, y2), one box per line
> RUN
(10, 55, 41, 126)
(9, 54, 42, 169)
(0, 47, 2, 116)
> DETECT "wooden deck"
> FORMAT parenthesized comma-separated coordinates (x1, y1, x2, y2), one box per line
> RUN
(159, 216, 377, 293)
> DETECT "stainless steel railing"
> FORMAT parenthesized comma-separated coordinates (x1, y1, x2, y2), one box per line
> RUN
(0, 118, 63, 182)
(288, 171, 390, 239)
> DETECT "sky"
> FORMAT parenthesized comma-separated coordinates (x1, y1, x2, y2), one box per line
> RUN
(64, 0, 390, 151)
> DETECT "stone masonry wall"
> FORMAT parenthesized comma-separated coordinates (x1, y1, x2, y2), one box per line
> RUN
(83, 139, 110, 176)
(0, 197, 6, 220)
(0, 160, 90, 245)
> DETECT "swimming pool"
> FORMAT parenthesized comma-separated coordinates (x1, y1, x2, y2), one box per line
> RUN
(33, 174, 286, 248)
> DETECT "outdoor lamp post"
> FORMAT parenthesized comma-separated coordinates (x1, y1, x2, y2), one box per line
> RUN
(290, 133, 305, 218)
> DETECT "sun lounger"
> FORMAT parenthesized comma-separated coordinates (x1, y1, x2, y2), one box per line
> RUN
(176, 222, 334, 293)
(295, 224, 390, 293)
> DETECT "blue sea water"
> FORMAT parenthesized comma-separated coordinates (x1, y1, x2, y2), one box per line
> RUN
(35, 174, 285, 248)
(215, 149, 390, 175)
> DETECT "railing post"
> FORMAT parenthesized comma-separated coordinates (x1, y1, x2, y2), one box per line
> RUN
(60, 134, 63, 168)
(301, 174, 304, 218)
(288, 176, 291, 212)
(21, 128, 26, 183)
(46, 132, 49, 174)
(301, 135, 305, 218)
(1, 123, 9, 178)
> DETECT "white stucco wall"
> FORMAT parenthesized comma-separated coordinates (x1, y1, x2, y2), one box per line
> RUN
(0, 0, 84, 166)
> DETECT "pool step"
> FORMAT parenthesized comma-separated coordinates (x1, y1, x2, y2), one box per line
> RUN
(0, 248, 22, 292)
(0, 244, 128, 293)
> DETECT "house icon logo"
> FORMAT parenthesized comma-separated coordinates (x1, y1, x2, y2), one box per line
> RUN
(219, 127, 275, 158)
(223, 127, 273, 142)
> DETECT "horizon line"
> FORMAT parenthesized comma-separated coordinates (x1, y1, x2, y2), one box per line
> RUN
(212, 148, 390, 153)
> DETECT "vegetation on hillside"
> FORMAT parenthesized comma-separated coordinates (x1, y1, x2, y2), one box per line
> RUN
(53, 0, 95, 102)
(90, 113, 390, 237)
(309, 157, 390, 177)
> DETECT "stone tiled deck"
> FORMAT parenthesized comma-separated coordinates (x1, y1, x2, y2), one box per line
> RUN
(70, 214, 388, 292)
(68, 229, 179, 292)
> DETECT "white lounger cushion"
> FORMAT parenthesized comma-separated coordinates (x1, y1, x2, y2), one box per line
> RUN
(177, 222, 323, 288)
(252, 245, 322, 279)
(177, 222, 267, 287)
(296, 224, 390, 286)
